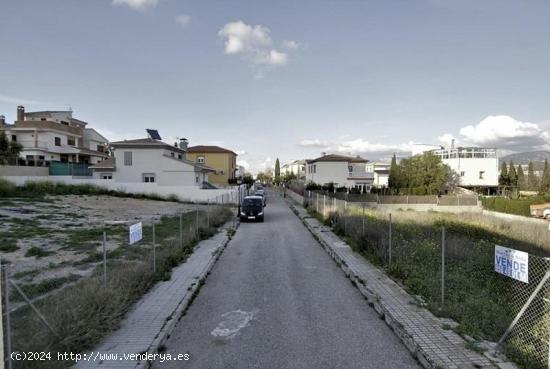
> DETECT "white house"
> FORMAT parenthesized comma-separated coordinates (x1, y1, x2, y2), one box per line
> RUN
(0, 106, 109, 166)
(305, 154, 374, 191)
(413, 144, 499, 188)
(281, 159, 307, 180)
(91, 138, 215, 187)
(365, 162, 390, 188)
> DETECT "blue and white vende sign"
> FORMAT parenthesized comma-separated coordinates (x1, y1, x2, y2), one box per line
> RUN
(495, 245, 528, 283)
(129, 222, 143, 245)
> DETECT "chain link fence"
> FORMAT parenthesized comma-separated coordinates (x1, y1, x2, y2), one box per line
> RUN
(304, 191, 550, 369)
(1, 193, 238, 369)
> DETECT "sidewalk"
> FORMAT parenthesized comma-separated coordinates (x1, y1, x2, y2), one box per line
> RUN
(287, 199, 512, 369)
(75, 222, 236, 369)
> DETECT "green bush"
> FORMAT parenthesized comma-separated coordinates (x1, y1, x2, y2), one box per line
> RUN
(0, 177, 18, 197)
(481, 196, 550, 217)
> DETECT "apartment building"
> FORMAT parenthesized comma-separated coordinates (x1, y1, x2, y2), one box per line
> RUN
(0, 106, 109, 166)
(186, 145, 237, 186)
(305, 154, 373, 191)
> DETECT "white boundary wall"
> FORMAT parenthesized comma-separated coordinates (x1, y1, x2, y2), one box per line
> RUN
(1, 176, 238, 203)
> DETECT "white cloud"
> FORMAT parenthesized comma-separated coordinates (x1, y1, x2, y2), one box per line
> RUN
(175, 14, 191, 27)
(112, 0, 158, 11)
(282, 40, 299, 50)
(337, 139, 413, 156)
(235, 150, 247, 156)
(237, 160, 250, 169)
(438, 133, 457, 147)
(298, 139, 330, 148)
(218, 21, 293, 67)
(458, 115, 550, 151)
(0, 95, 48, 105)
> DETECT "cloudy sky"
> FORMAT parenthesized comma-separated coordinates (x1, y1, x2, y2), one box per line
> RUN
(1, 0, 550, 173)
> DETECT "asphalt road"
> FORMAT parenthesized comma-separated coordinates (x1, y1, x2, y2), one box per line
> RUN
(152, 190, 420, 369)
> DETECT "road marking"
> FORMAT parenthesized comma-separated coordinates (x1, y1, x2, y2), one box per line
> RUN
(210, 310, 257, 339)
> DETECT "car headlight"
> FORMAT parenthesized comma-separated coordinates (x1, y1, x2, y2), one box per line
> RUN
(258, 212, 263, 216)
(240, 211, 246, 216)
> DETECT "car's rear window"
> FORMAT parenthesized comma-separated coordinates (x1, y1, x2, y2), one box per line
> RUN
(243, 198, 262, 206)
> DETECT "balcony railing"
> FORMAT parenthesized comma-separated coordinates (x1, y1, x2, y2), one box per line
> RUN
(347, 171, 374, 179)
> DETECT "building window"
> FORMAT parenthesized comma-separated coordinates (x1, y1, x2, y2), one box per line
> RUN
(97, 145, 104, 153)
(26, 155, 34, 160)
(313, 165, 316, 174)
(124, 152, 132, 166)
(68, 137, 76, 146)
(197, 155, 205, 164)
(61, 121, 69, 125)
(178, 154, 182, 160)
(101, 174, 113, 180)
(143, 173, 156, 183)
(11, 135, 16, 142)
(460, 171, 465, 177)
(41, 118, 46, 121)
(54, 137, 61, 146)
(171, 152, 175, 157)
(196, 174, 200, 183)
(479, 171, 485, 179)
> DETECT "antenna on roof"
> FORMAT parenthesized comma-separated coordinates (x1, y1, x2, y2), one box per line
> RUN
(146, 129, 162, 140)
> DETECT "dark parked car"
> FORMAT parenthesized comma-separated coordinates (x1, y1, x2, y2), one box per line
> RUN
(254, 190, 267, 206)
(240, 196, 265, 222)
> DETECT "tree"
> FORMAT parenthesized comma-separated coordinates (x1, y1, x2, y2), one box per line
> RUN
(388, 152, 452, 195)
(508, 161, 517, 188)
(540, 159, 550, 194)
(0, 131, 21, 165)
(388, 153, 400, 193)
(527, 161, 538, 191)
(517, 165, 526, 190)
(274, 158, 281, 185)
(499, 162, 509, 186)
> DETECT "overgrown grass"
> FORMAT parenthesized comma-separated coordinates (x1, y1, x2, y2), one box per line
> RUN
(481, 195, 550, 217)
(8, 205, 233, 369)
(11, 275, 81, 302)
(0, 178, 182, 203)
(25, 247, 55, 258)
(311, 205, 549, 369)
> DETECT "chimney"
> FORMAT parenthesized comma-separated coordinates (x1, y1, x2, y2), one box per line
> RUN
(17, 106, 24, 121)
(0, 115, 5, 125)
(179, 138, 188, 150)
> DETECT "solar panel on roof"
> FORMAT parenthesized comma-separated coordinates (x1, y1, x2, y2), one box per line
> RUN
(146, 129, 162, 140)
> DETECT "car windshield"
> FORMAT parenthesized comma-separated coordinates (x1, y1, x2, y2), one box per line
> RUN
(243, 198, 262, 206)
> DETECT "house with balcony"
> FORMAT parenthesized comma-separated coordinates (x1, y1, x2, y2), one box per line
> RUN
(90, 137, 215, 187)
(305, 154, 373, 192)
(0, 106, 109, 167)
(365, 162, 390, 188)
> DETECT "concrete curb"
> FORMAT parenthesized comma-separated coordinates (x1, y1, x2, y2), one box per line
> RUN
(136, 220, 240, 369)
(287, 201, 505, 369)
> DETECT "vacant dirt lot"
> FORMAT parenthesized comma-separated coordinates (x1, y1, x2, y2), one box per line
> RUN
(0, 195, 208, 304)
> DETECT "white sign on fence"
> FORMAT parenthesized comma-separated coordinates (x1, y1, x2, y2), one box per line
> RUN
(495, 245, 528, 283)
(129, 222, 143, 245)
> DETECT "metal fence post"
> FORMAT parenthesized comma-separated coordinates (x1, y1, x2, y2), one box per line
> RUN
(316, 193, 319, 213)
(323, 195, 326, 217)
(152, 224, 156, 273)
(2, 263, 12, 369)
(388, 213, 392, 265)
(196, 205, 199, 238)
(362, 203, 365, 237)
(207, 199, 210, 229)
(179, 213, 183, 249)
(441, 226, 445, 307)
(103, 231, 107, 287)
(344, 200, 348, 235)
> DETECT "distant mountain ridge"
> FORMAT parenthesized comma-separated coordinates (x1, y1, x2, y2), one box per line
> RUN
(500, 150, 550, 165)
